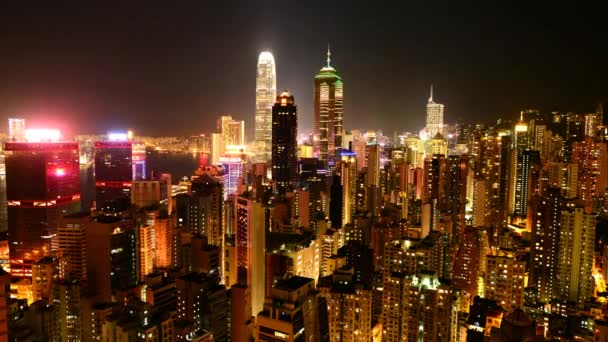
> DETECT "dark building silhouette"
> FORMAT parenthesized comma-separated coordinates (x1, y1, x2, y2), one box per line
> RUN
(94, 140, 133, 209)
(271, 90, 298, 195)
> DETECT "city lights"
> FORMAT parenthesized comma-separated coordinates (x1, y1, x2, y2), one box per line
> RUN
(0, 6, 606, 341)
(107, 132, 129, 141)
(25, 128, 61, 142)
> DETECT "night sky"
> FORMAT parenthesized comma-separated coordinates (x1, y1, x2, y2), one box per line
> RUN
(0, 3, 606, 138)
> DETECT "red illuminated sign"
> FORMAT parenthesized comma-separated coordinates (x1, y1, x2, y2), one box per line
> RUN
(94, 142, 132, 149)
(4, 142, 79, 152)
(7, 193, 81, 208)
(96, 181, 132, 188)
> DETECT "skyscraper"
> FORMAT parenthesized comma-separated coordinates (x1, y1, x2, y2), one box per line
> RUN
(271, 90, 298, 195)
(5, 132, 81, 277)
(94, 135, 134, 209)
(58, 214, 89, 285)
(529, 187, 563, 304)
(254, 51, 277, 163)
(190, 174, 224, 246)
(218, 115, 245, 147)
(313, 47, 343, 169)
(7, 118, 25, 142)
(235, 194, 266, 318)
(425, 85, 444, 139)
(340, 151, 357, 226)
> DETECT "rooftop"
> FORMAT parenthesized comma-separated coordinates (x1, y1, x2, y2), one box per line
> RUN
(274, 276, 313, 291)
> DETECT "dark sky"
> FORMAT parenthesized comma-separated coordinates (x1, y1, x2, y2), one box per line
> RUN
(0, 2, 606, 138)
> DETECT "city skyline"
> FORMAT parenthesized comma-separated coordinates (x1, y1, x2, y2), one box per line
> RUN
(2, 5, 608, 340)
(0, 3, 605, 137)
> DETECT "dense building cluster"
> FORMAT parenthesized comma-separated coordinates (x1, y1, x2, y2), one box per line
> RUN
(0, 50, 608, 342)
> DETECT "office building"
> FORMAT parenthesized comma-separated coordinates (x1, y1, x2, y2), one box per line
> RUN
(94, 136, 134, 209)
(218, 115, 245, 147)
(220, 146, 246, 200)
(255, 51, 277, 163)
(86, 217, 137, 302)
(5, 132, 80, 277)
(425, 85, 444, 139)
(271, 90, 298, 195)
(313, 47, 344, 168)
(8, 118, 25, 142)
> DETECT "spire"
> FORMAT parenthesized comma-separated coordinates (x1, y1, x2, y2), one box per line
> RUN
(327, 43, 331, 68)
(429, 84, 434, 102)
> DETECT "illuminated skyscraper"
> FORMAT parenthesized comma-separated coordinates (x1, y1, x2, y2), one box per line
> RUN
(254, 51, 277, 163)
(139, 224, 154, 278)
(510, 119, 540, 218)
(220, 146, 246, 200)
(218, 115, 245, 147)
(271, 90, 298, 195)
(4, 130, 81, 277)
(340, 151, 357, 225)
(425, 85, 444, 139)
(7, 118, 25, 142)
(313, 47, 344, 169)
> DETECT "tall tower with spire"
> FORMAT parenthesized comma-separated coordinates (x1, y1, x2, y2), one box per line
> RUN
(313, 46, 343, 171)
(425, 85, 444, 139)
(255, 51, 277, 163)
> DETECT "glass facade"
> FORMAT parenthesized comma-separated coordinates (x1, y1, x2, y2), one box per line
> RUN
(4, 142, 81, 273)
(255, 51, 276, 163)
